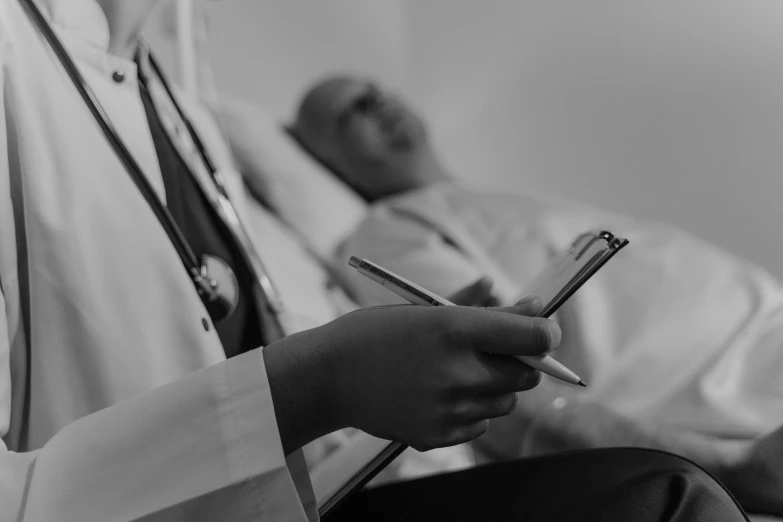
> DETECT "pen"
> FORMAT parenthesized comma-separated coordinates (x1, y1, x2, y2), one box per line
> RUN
(349, 256, 586, 387)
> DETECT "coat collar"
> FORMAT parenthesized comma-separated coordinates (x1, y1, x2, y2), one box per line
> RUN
(41, 0, 111, 51)
(38, 0, 140, 80)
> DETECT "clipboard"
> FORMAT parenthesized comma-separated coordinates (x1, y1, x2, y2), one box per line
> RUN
(319, 229, 629, 518)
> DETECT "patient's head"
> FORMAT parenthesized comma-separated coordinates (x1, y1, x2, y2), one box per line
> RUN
(290, 75, 448, 202)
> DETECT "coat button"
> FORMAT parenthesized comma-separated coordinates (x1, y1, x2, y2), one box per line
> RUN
(202, 318, 211, 331)
(112, 69, 126, 83)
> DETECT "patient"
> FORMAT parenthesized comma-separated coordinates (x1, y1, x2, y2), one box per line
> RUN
(289, 74, 783, 517)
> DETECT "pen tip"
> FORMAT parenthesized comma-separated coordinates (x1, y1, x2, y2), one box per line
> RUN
(577, 380, 587, 387)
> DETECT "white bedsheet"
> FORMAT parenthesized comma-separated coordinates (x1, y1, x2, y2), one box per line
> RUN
(337, 182, 783, 438)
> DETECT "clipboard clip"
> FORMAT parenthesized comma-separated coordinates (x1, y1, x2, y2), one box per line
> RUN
(536, 229, 629, 318)
(570, 230, 615, 260)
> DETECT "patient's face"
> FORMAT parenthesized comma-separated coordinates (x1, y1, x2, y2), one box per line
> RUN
(292, 76, 429, 200)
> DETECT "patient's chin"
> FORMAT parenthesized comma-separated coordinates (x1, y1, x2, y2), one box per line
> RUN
(388, 130, 424, 153)
(386, 119, 426, 152)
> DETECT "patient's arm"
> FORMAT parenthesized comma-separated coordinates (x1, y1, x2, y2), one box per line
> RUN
(474, 379, 746, 474)
(473, 380, 783, 516)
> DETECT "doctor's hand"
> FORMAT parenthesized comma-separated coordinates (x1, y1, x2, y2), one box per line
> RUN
(264, 296, 559, 454)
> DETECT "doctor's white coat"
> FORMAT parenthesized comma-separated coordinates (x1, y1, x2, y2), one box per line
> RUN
(0, 0, 326, 520)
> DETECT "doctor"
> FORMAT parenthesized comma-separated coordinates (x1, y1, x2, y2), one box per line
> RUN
(0, 1, 750, 521)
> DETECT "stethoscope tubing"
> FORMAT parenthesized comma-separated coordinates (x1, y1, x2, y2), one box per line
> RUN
(19, 0, 202, 276)
(18, 0, 288, 336)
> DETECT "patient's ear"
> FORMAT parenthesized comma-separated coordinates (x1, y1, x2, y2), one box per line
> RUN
(283, 124, 325, 167)
(282, 123, 298, 140)
(282, 124, 368, 201)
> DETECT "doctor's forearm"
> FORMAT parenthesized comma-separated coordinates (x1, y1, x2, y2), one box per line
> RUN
(263, 328, 346, 455)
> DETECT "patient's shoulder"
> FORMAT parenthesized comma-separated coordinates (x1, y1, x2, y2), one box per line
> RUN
(351, 203, 446, 251)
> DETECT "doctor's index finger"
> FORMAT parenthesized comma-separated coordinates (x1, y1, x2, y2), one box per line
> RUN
(446, 306, 561, 357)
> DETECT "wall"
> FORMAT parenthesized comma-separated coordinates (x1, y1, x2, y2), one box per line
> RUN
(149, 0, 783, 277)
(202, 0, 408, 120)
(409, 0, 783, 275)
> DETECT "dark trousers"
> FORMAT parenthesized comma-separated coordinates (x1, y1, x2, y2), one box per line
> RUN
(326, 448, 749, 521)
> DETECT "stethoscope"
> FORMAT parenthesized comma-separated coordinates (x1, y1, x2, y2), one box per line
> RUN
(19, 0, 289, 342)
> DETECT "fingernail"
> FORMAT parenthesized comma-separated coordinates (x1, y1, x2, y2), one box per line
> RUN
(543, 319, 562, 351)
(519, 295, 540, 305)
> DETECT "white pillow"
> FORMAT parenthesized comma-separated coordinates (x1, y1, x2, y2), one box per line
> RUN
(208, 96, 368, 259)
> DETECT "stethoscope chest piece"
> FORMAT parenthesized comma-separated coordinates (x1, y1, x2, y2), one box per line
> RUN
(194, 255, 239, 323)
